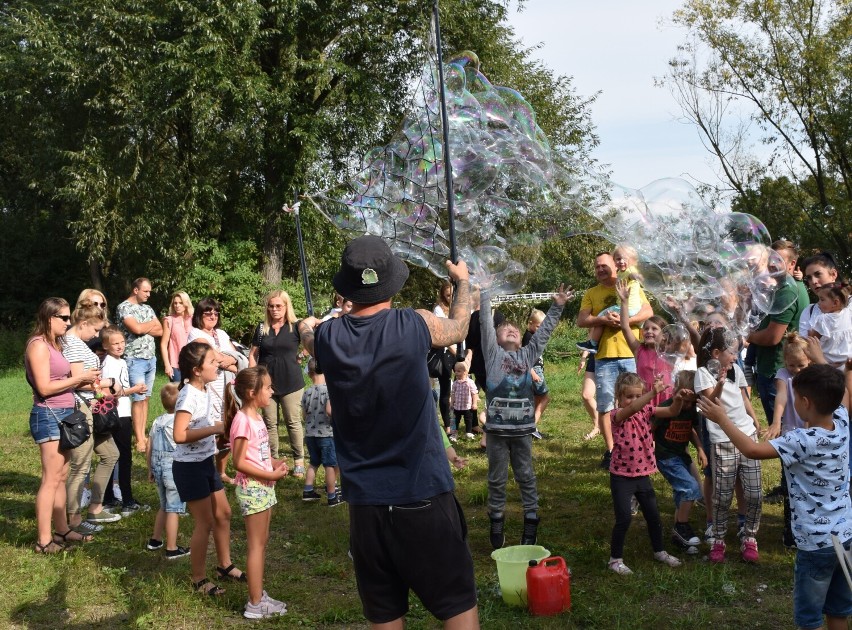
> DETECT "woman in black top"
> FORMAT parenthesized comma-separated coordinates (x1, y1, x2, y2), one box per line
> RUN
(248, 290, 306, 476)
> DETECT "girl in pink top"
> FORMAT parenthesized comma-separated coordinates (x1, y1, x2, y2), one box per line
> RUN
(224, 366, 289, 619)
(607, 373, 683, 575)
(160, 292, 194, 383)
(616, 280, 672, 405)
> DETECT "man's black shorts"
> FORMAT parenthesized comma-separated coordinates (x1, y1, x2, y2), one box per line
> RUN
(349, 492, 478, 623)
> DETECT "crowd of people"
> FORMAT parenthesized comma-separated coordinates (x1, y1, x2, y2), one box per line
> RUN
(22, 237, 852, 629)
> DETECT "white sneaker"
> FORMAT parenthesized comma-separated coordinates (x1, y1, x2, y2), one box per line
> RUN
(113, 483, 122, 503)
(654, 551, 682, 567)
(262, 591, 286, 608)
(80, 487, 91, 509)
(244, 597, 287, 619)
(608, 558, 633, 575)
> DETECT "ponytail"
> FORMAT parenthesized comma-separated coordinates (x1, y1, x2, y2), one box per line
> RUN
(223, 366, 269, 438)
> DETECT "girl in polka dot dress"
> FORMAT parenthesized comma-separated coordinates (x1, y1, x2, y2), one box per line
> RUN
(607, 372, 683, 575)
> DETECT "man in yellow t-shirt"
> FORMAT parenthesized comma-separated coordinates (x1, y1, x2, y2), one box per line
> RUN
(576, 252, 653, 469)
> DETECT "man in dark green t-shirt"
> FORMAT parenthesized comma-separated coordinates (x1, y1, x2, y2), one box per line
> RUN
(747, 241, 808, 424)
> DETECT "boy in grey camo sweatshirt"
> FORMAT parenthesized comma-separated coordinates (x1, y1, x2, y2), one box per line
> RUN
(480, 284, 573, 548)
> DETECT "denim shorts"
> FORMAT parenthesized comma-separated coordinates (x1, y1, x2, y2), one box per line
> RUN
(152, 454, 185, 513)
(657, 455, 702, 508)
(794, 543, 852, 629)
(235, 478, 278, 517)
(531, 365, 548, 396)
(306, 436, 338, 468)
(29, 406, 73, 444)
(594, 357, 637, 413)
(127, 356, 156, 401)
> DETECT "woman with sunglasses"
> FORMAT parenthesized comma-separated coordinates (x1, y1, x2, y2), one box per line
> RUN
(25, 298, 101, 552)
(76, 289, 110, 357)
(248, 290, 306, 477)
(187, 298, 240, 481)
(62, 299, 122, 534)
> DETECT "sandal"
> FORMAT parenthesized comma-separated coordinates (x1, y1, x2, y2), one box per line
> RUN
(216, 564, 247, 582)
(292, 465, 305, 479)
(54, 529, 93, 544)
(34, 541, 65, 554)
(583, 429, 601, 441)
(192, 577, 225, 597)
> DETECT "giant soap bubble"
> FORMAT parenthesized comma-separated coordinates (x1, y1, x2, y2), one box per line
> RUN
(307, 50, 575, 293)
(581, 177, 799, 336)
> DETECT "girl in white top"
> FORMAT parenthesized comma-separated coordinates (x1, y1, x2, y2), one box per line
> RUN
(799, 253, 839, 337)
(172, 341, 244, 597)
(224, 367, 289, 619)
(694, 327, 763, 564)
(807, 282, 852, 367)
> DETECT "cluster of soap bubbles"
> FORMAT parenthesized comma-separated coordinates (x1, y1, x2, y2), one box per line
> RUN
(307, 50, 573, 293)
(583, 176, 797, 337)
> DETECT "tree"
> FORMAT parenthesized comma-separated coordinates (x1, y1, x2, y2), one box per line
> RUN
(665, 0, 852, 260)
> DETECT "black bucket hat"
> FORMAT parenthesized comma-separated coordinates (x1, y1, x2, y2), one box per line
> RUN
(332, 235, 410, 304)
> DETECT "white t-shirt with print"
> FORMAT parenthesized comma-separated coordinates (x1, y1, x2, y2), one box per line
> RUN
(172, 384, 215, 462)
(100, 354, 131, 417)
(694, 363, 755, 444)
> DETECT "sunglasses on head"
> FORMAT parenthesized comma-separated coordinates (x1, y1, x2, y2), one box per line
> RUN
(92, 301, 106, 308)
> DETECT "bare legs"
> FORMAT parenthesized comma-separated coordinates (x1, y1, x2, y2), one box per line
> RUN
(36, 441, 70, 546)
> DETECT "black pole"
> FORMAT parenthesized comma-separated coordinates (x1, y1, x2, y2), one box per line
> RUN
(292, 192, 314, 316)
(432, 0, 458, 264)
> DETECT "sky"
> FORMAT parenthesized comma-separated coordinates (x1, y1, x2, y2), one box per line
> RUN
(505, 0, 722, 191)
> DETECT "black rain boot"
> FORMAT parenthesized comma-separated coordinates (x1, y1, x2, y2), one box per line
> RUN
(521, 516, 540, 545)
(489, 516, 505, 550)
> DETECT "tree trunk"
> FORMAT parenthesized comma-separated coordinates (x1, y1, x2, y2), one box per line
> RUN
(88, 258, 104, 291)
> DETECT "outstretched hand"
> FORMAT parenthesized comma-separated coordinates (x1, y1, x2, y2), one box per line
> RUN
(803, 335, 827, 365)
(615, 278, 630, 302)
(696, 395, 729, 424)
(553, 283, 574, 306)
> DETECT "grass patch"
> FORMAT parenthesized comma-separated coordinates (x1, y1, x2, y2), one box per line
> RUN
(0, 363, 795, 628)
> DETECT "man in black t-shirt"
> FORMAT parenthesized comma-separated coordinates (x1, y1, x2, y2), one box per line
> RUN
(298, 236, 480, 629)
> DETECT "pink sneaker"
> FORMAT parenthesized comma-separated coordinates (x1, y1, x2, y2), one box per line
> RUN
(709, 540, 726, 564)
(741, 537, 759, 563)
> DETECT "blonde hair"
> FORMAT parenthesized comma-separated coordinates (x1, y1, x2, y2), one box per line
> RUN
(612, 244, 638, 265)
(264, 290, 297, 331)
(783, 331, 809, 360)
(76, 289, 109, 324)
(71, 299, 107, 327)
(528, 309, 546, 325)
(168, 291, 194, 318)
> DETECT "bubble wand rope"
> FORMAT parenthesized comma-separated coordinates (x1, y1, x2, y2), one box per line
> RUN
(290, 191, 314, 317)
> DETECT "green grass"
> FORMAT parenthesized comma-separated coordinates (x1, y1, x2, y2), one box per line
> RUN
(0, 363, 797, 629)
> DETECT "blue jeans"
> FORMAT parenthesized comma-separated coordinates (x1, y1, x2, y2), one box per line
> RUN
(306, 436, 338, 468)
(152, 453, 185, 513)
(594, 358, 637, 413)
(127, 356, 156, 401)
(657, 456, 702, 508)
(29, 406, 72, 443)
(794, 544, 852, 629)
(756, 373, 777, 425)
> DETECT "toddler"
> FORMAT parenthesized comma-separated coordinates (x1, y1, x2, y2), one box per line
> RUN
(301, 359, 342, 506)
(146, 382, 188, 559)
(450, 361, 478, 441)
(808, 281, 852, 367)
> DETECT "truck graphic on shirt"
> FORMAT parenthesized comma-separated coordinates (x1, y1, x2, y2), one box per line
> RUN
(487, 397, 533, 435)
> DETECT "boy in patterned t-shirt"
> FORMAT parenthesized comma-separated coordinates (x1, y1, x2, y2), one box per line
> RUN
(301, 359, 341, 507)
(699, 364, 852, 630)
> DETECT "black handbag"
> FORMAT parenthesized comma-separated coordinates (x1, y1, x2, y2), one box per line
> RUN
(90, 396, 120, 435)
(58, 409, 90, 451)
(427, 348, 445, 378)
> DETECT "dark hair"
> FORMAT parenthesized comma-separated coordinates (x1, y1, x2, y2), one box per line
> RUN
(132, 277, 151, 291)
(594, 251, 613, 260)
(29, 297, 70, 347)
(816, 281, 851, 304)
(792, 365, 845, 415)
(307, 358, 319, 375)
(696, 327, 730, 368)
(159, 382, 179, 413)
(643, 315, 667, 330)
(177, 341, 214, 389)
(71, 298, 107, 327)
(192, 297, 222, 330)
(801, 252, 838, 273)
(223, 366, 269, 437)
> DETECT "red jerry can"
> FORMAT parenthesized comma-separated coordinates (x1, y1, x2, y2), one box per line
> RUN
(526, 556, 571, 616)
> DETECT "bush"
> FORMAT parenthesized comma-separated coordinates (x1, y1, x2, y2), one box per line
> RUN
(0, 327, 29, 372)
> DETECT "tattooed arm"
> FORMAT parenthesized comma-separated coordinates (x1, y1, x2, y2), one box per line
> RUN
(298, 317, 320, 357)
(417, 260, 471, 348)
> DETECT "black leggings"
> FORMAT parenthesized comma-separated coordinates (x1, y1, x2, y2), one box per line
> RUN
(437, 370, 452, 428)
(610, 473, 663, 558)
(103, 416, 133, 505)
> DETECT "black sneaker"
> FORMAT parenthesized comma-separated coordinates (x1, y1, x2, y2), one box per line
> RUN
(165, 546, 190, 560)
(576, 340, 597, 354)
(672, 522, 700, 547)
(599, 450, 612, 470)
(146, 538, 164, 551)
(521, 516, 540, 546)
(302, 490, 322, 502)
(327, 495, 345, 507)
(764, 485, 785, 504)
(121, 501, 150, 517)
(489, 517, 505, 550)
(103, 500, 122, 513)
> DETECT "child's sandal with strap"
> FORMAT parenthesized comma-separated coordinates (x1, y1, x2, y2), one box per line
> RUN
(34, 541, 65, 554)
(216, 564, 247, 582)
(192, 578, 225, 597)
(54, 529, 93, 544)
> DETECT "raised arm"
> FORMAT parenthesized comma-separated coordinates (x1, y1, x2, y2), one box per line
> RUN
(614, 379, 666, 423)
(697, 396, 779, 460)
(518, 284, 573, 364)
(416, 260, 471, 348)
